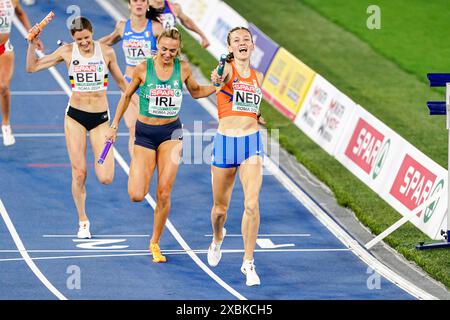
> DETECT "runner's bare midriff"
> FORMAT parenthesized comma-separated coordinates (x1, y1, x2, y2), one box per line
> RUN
(137, 114, 179, 126)
(70, 91, 109, 112)
(0, 34, 9, 46)
(218, 116, 258, 137)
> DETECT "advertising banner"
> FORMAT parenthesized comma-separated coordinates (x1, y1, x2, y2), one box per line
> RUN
(248, 23, 280, 75)
(202, 2, 249, 59)
(262, 48, 315, 120)
(294, 75, 357, 155)
(335, 105, 447, 239)
(175, 0, 221, 35)
(383, 147, 447, 240)
(335, 105, 407, 195)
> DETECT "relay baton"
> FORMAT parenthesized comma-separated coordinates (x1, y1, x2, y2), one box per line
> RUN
(98, 140, 113, 165)
(214, 54, 227, 87)
(27, 11, 55, 41)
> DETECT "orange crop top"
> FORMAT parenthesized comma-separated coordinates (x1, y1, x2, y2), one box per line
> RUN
(216, 63, 262, 120)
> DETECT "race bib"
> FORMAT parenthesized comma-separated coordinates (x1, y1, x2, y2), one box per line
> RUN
(0, 1, 13, 34)
(72, 64, 107, 91)
(232, 81, 262, 114)
(147, 87, 183, 117)
(160, 13, 176, 29)
(123, 39, 155, 65)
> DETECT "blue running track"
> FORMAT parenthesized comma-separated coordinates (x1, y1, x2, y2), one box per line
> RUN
(0, 0, 416, 300)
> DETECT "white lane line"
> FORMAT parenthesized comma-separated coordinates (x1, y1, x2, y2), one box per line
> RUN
(18, 4, 246, 301)
(0, 248, 349, 254)
(0, 199, 67, 300)
(13, 9, 434, 300)
(204, 233, 311, 237)
(100, 0, 433, 301)
(193, 97, 437, 300)
(1, 253, 152, 262)
(114, 149, 247, 300)
(43, 234, 149, 238)
(0, 248, 351, 262)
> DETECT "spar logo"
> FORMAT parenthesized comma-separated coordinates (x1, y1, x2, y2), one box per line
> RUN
(389, 154, 443, 223)
(74, 65, 97, 73)
(150, 89, 175, 97)
(124, 39, 145, 49)
(344, 118, 390, 178)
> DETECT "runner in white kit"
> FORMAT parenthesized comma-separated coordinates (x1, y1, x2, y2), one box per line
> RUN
(26, 17, 128, 239)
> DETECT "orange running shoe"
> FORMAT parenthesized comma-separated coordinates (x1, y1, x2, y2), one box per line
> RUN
(150, 242, 167, 263)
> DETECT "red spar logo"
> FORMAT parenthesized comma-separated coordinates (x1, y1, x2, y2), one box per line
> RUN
(390, 154, 436, 216)
(344, 118, 384, 174)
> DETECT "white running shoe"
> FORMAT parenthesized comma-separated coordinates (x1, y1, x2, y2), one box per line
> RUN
(77, 220, 91, 239)
(241, 259, 261, 286)
(2, 125, 15, 146)
(207, 228, 226, 267)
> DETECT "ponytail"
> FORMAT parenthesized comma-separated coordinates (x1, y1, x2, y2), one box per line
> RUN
(146, 6, 163, 22)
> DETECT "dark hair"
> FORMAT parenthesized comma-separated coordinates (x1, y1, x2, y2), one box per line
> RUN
(225, 27, 253, 62)
(146, 5, 164, 22)
(127, 0, 160, 22)
(69, 17, 93, 35)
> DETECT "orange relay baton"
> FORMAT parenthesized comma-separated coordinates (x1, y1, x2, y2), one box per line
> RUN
(27, 11, 55, 41)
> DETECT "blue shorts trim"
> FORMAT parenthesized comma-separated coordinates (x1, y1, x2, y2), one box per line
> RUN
(125, 75, 140, 95)
(211, 131, 263, 168)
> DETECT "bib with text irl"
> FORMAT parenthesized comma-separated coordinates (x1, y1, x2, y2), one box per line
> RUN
(139, 57, 183, 118)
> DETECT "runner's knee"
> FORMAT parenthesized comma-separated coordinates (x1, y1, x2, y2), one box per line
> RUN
(0, 83, 9, 95)
(128, 185, 146, 202)
(98, 174, 113, 185)
(156, 186, 171, 204)
(244, 200, 259, 217)
(72, 167, 87, 186)
(213, 203, 228, 217)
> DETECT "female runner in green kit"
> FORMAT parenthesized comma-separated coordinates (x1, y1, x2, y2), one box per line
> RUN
(105, 28, 215, 263)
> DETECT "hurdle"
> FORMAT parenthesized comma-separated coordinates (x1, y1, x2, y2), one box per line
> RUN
(416, 73, 450, 249)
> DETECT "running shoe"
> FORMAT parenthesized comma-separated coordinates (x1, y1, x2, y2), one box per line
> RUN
(241, 259, 261, 286)
(207, 228, 226, 267)
(77, 220, 91, 239)
(150, 242, 167, 263)
(2, 125, 15, 146)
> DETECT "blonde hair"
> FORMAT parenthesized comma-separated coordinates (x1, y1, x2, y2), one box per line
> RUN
(157, 27, 182, 56)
